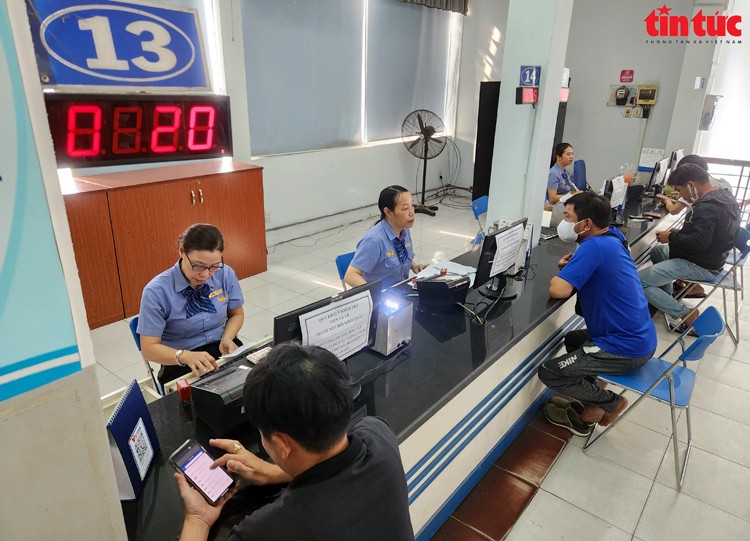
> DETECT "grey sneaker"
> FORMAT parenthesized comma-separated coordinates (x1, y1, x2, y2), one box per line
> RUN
(544, 403, 593, 437)
(548, 395, 585, 414)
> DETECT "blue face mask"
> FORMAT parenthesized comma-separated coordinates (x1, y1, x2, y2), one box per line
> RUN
(557, 219, 588, 243)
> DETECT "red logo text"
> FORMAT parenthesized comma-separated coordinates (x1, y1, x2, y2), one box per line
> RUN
(645, 4, 741, 37)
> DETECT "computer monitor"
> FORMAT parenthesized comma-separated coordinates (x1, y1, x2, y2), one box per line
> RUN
(647, 157, 671, 192)
(273, 279, 383, 352)
(473, 218, 528, 300)
(668, 148, 685, 171)
(602, 176, 626, 209)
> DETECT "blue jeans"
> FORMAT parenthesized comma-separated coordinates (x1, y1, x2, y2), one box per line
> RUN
(638, 245, 716, 319)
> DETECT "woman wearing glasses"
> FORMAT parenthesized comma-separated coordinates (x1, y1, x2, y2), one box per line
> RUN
(137, 223, 244, 385)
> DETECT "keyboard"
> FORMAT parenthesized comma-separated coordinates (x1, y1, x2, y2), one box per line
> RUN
(162, 335, 273, 394)
(540, 226, 558, 239)
(247, 345, 272, 364)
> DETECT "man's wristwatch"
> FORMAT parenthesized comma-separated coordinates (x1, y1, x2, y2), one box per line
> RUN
(175, 349, 185, 366)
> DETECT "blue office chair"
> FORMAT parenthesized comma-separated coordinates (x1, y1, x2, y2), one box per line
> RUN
(673, 225, 750, 344)
(471, 196, 489, 246)
(573, 159, 587, 191)
(129, 316, 164, 396)
(335, 251, 355, 290)
(583, 306, 724, 489)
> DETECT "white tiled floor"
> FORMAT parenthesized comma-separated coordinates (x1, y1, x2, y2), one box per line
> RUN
(517, 277, 750, 539)
(88, 201, 750, 539)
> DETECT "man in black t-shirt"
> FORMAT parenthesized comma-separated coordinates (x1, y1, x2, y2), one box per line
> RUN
(174, 343, 414, 541)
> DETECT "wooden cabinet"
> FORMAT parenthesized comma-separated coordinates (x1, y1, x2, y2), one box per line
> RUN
(65, 162, 266, 326)
(63, 183, 124, 328)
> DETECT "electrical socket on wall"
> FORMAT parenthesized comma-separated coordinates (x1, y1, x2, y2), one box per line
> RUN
(632, 106, 644, 118)
(623, 106, 632, 118)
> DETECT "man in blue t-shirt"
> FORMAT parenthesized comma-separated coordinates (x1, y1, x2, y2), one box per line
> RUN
(538, 193, 657, 434)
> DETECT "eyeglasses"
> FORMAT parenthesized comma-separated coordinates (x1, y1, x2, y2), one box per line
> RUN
(184, 253, 224, 273)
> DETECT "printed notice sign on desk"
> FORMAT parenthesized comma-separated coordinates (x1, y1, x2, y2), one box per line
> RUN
(299, 292, 373, 360)
(639, 148, 665, 171)
(491, 224, 525, 277)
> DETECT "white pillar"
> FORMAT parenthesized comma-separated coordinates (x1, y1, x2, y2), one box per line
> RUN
(486, 0, 574, 242)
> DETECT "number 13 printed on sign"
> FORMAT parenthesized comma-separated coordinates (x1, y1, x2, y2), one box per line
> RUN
(26, 0, 210, 89)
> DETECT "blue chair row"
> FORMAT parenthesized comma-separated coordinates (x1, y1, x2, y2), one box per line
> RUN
(584, 306, 724, 489)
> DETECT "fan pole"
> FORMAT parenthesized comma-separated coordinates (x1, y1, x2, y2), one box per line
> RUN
(414, 138, 439, 216)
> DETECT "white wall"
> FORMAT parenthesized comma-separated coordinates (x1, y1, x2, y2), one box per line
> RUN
(453, 0, 510, 189)
(563, 0, 694, 188)
(220, 3, 452, 244)
(696, 0, 750, 159)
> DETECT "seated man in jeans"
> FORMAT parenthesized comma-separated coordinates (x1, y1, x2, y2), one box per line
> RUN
(538, 193, 657, 434)
(639, 163, 740, 329)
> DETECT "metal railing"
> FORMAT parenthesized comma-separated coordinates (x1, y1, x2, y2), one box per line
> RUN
(705, 157, 750, 226)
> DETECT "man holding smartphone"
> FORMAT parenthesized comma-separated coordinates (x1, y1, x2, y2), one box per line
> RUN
(174, 343, 415, 541)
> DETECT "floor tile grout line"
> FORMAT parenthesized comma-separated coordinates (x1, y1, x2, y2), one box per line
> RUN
(649, 478, 750, 525)
(528, 487, 635, 537)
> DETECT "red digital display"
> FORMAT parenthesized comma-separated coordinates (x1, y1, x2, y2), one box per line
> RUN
(44, 94, 232, 168)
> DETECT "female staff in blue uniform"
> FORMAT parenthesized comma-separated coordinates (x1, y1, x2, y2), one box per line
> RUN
(137, 223, 244, 385)
(547, 142, 581, 205)
(345, 185, 427, 289)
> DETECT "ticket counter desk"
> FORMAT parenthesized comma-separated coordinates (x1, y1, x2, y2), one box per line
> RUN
(122, 199, 678, 541)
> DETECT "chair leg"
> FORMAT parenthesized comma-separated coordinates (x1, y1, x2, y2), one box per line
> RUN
(669, 376, 682, 487)
(724, 272, 740, 344)
(679, 406, 694, 489)
(668, 375, 692, 489)
(583, 391, 639, 451)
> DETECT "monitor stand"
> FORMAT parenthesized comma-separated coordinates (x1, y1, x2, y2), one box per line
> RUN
(350, 380, 362, 401)
(481, 274, 518, 301)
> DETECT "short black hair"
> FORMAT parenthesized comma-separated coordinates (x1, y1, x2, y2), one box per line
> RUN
(178, 223, 224, 253)
(676, 154, 708, 171)
(242, 343, 352, 453)
(668, 163, 709, 186)
(565, 192, 611, 228)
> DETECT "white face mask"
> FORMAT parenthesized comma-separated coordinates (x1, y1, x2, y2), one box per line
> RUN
(557, 219, 588, 243)
(687, 183, 699, 202)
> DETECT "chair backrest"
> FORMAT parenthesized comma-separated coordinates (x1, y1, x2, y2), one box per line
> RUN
(573, 160, 587, 190)
(129, 316, 141, 351)
(680, 306, 724, 362)
(734, 225, 750, 257)
(335, 252, 356, 282)
(471, 196, 489, 221)
(129, 316, 164, 395)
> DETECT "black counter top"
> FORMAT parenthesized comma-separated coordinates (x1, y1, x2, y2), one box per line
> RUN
(347, 196, 667, 441)
(123, 197, 670, 540)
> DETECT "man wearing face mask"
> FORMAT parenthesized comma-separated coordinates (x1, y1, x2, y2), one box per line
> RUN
(538, 192, 657, 435)
(639, 164, 740, 330)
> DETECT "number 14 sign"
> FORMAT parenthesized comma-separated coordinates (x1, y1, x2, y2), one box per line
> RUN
(26, 0, 209, 90)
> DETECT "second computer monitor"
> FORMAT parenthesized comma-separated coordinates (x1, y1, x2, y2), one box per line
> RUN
(647, 157, 671, 191)
(473, 218, 528, 290)
(273, 279, 383, 349)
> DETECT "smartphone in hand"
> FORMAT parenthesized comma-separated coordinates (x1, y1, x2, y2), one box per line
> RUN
(170, 439, 234, 506)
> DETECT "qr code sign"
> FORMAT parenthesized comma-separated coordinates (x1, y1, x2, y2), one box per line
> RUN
(129, 418, 154, 480)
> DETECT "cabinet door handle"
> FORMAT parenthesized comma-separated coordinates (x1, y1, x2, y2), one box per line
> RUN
(191, 190, 196, 205)
(199, 189, 204, 204)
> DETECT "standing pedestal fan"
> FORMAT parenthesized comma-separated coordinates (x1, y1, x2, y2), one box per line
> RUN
(401, 109, 447, 216)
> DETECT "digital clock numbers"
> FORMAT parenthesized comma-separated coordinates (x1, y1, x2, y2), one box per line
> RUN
(44, 94, 232, 167)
